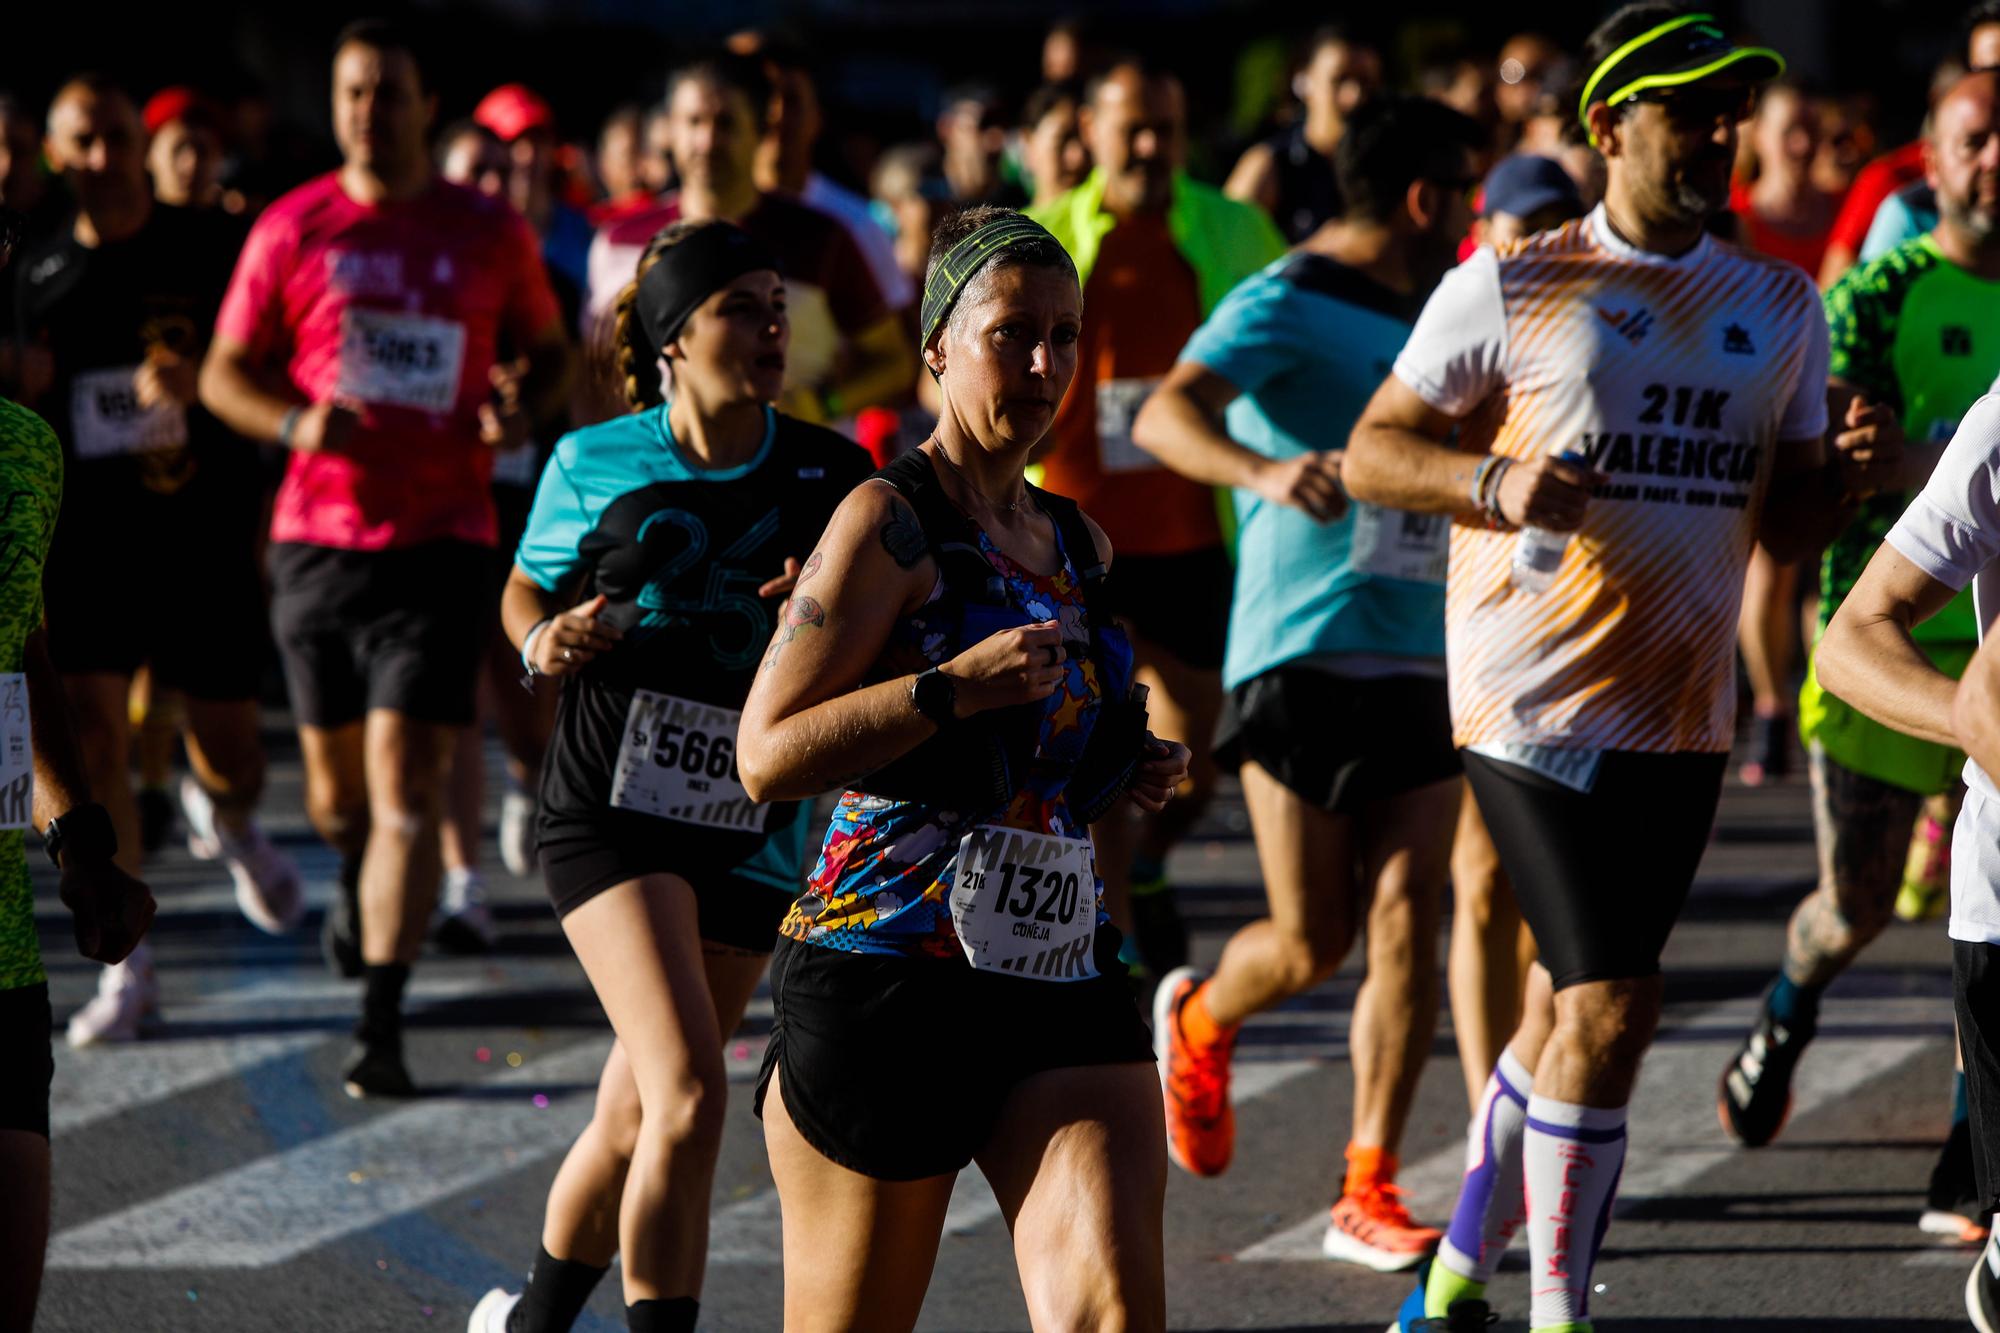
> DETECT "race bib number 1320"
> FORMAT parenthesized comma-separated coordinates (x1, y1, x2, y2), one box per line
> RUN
(948, 825, 1098, 980)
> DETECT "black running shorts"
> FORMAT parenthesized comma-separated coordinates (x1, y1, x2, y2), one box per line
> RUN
(538, 809, 801, 954)
(0, 983, 54, 1138)
(1461, 749, 1727, 990)
(754, 932, 1154, 1180)
(1096, 546, 1232, 672)
(1213, 666, 1459, 813)
(269, 541, 493, 729)
(42, 487, 265, 700)
(1955, 940, 2000, 1215)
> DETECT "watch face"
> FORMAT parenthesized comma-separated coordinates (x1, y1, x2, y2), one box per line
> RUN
(915, 670, 954, 721)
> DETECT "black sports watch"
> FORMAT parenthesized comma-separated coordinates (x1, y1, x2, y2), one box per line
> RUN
(911, 668, 957, 726)
(44, 801, 117, 868)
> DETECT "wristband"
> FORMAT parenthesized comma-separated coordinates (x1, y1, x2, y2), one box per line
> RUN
(1471, 455, 1513, 526)
(520, 617, 554, 673)
(277, 405, 304, 449)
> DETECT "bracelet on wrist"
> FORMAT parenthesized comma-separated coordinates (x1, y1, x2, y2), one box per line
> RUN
(1471, 455, 1513, 527)
(277, 405, 304, 449)
(520, 618, 553, 673)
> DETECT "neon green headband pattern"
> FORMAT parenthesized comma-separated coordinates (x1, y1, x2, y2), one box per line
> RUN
(919, 215, 1063, 354)
(1577, 11, 1785, 147)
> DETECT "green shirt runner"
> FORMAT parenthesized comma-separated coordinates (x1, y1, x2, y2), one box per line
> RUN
(1803, 233, 2000, 792)
(0, 396, 62, 992)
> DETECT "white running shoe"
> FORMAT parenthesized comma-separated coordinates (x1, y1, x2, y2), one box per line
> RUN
(499, 787, 537, 879)
(66, 946, 161, 1047)
(434, 868, 500, 954)
(222, 822, 306, 936)
(185, 778, 306, 934)
(180, 774, 223, 861)
(468, 1287, 521, 1332)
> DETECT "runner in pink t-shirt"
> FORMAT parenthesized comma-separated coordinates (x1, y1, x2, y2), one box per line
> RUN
(199, 18, 570, 1101)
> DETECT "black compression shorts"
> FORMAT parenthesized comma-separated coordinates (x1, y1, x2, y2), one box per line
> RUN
(1214, 667, 1459, 813)
(0, 984, 54, 1138)
(1956, 940, 2000, 1215)
(754, 932, 1154, 1180)
(1461, 749, 1726, 990)
(269, 541, 493, 729)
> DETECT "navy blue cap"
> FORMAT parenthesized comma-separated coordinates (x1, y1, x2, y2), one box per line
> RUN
(1480, 154, 1584, 221)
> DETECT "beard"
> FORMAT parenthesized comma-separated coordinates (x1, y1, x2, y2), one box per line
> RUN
(1942, 178, 2000, 242)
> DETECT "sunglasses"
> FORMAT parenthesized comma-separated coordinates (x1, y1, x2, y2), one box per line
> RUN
(1627, 85, 1756, 131)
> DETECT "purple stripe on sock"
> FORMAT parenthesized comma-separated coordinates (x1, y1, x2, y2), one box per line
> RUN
(1525, 1116, 1626, 1144)
(1445, 1081, 1510, 1261)
(1579, 1156, 1626, 1319)
(1493, 1061, 1529, 1106)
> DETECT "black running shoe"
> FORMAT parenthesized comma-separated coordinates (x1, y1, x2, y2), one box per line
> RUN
(1968, 1235, 2000, 1333)
(1923, 1118, 1991, 1243)
(137, 786, 175, 855)
(342, 1038, 415, 1099)
(1717, 980, 1814, 1147)
(1130, 878, 1189, 976)
(321, 859, 363, 979)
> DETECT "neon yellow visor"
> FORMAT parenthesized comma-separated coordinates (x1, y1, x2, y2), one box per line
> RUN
(1577, 12, 1785, 146)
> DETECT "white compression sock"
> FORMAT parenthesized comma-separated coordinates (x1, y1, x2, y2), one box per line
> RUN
(1437, 1047, 1533, 1282)
(1524, 1093, 1627, 1329)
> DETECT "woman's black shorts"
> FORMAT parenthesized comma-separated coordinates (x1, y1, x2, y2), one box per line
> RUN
(1213, 666, 1460, 813)
(754, 931, 1154, 1181)
(539, 809, 802, 953)
(1461, 748, 1726, 990)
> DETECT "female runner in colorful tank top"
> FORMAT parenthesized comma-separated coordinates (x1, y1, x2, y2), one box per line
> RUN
(737, 206, 1191, 1332)
(472, 220, 872, 1333)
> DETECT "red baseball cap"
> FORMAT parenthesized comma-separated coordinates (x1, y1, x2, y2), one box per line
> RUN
(143, 86, 208, 136)
(473, 84, 555, 142)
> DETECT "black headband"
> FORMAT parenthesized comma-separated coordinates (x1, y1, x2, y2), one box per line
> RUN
(919, 213, 1065, 354)
(636, 223, 781, 352)
(1577, 12, 1784, 147)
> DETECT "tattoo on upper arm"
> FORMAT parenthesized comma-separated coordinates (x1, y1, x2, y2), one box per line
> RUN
(880, 499, 928, 568)
(796, 551, 823, 585)
(764, 594, 826, 668)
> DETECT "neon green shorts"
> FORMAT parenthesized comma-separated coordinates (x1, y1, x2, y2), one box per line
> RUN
(1798, 642, 1974, 797)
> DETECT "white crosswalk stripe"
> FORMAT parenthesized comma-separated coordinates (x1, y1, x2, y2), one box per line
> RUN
(47, 1038, 616, 1270)
(1234, 992, 1947, 1262)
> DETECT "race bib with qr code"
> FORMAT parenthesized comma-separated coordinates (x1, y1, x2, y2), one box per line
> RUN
(335, 308, 467, 413)
(947, 825, 1098, 980)
(1349, 501, 1449, 585)
(608, 690, 769, 832)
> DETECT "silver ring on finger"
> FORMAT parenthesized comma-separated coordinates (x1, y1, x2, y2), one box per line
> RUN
(562, 647, 575, 662)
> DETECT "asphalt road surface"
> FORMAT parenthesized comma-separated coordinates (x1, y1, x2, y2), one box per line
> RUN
(29, 725, 1977, 1331)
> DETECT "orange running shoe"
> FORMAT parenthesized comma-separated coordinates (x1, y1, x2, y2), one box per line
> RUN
(1321, 1180, 1443, 1272)
(1154, 965, 1235, 1177)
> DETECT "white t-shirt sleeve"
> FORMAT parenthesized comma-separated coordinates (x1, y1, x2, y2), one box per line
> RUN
(1777, 283, 1831, 441)
(1885, 392, 2000, 595)
(1390, 247, 1507, 417)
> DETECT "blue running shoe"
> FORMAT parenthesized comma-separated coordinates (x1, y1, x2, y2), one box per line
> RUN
(1385, 1258, 1496, 1332)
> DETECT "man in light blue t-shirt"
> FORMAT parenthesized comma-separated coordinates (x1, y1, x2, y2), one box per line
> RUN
(1131, 94, 1484, 1273)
